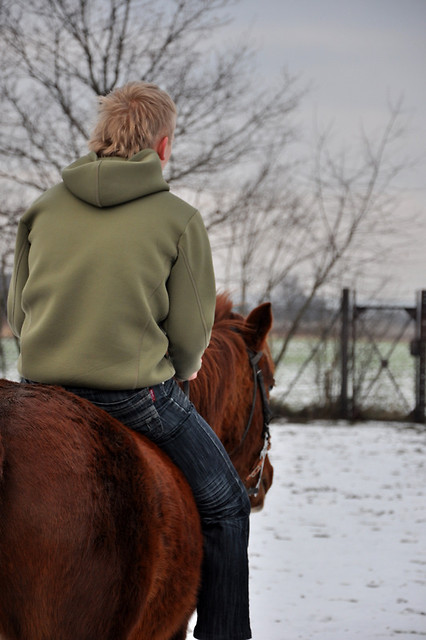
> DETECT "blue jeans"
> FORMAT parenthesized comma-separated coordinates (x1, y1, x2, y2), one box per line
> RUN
(62, 378, 252, 640)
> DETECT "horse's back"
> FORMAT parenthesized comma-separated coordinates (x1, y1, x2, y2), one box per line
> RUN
(0, 380, 202, 640)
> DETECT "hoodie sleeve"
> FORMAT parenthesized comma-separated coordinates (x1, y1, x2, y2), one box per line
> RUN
(163, 210, 216, 381)
(7, 219, 30, 338)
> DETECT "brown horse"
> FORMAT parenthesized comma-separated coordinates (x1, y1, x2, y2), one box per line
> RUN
(0, 294, 274, 640)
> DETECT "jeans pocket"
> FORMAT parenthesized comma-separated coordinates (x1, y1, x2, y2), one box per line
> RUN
(94, 389, 163, 438)
(154, 390, 192, 432)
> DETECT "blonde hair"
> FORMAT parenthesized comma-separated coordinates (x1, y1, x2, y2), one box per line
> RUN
(88, 82, 177, 159)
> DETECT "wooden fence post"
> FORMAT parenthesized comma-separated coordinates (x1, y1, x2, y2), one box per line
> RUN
(415, 290, 426, 423)
(340, 288, 350, 419)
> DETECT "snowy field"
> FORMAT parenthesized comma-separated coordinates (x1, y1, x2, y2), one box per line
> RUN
(188, 421, 426, 639)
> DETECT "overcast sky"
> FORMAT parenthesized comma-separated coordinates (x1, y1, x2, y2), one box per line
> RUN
(224, 0, 425, 302)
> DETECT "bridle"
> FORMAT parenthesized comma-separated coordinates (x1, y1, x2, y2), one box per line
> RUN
(231, 349, 273, 497)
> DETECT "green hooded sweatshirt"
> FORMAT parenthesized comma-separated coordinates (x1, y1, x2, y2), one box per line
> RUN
(7, 149, 216, 389)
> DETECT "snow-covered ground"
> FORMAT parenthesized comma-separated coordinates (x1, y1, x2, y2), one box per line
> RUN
(188, 421, 426, 639)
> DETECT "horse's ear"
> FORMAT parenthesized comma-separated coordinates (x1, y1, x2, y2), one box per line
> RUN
(244, 302, 273, 351)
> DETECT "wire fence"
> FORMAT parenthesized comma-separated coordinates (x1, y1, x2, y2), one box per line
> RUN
(270, 289, 425, 423)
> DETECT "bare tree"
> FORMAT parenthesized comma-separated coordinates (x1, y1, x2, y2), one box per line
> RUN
(215, 101, 410, 367)
(0, 0, 414, 393)
(0, 0, 304, 381)
(0, 0, 301, 215)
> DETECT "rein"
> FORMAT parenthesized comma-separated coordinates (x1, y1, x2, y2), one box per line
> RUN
(241, 349, 272, 496)
(226, 346, 272, 496)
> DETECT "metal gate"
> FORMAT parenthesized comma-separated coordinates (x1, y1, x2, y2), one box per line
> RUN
(340, 289, 426, 423)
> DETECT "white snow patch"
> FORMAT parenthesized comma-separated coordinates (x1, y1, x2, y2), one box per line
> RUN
(187, 421, 426, 639)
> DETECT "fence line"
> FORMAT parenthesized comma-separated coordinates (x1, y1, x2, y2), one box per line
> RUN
(272, 289, 425, 423)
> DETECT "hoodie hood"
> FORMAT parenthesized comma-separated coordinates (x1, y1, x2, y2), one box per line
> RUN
(61, 149, 170, 208)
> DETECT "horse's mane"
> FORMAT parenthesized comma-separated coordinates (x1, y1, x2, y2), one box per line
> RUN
(191, 293, 252, 434)
(213, 292, 259, 344)
(214, 292, 236, 323)
(211, 293, 248, 365)
(214, 292, 245, 330)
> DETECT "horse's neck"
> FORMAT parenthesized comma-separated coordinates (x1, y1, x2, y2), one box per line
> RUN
(192, 329, 248, 444)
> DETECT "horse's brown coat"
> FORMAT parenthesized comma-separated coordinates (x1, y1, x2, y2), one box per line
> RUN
(0, 294, 274, 640)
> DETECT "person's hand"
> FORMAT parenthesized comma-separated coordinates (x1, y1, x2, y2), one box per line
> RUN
(187, 357, 202, 381)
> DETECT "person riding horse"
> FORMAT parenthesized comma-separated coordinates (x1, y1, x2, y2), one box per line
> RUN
(8, 82, 254, 640)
